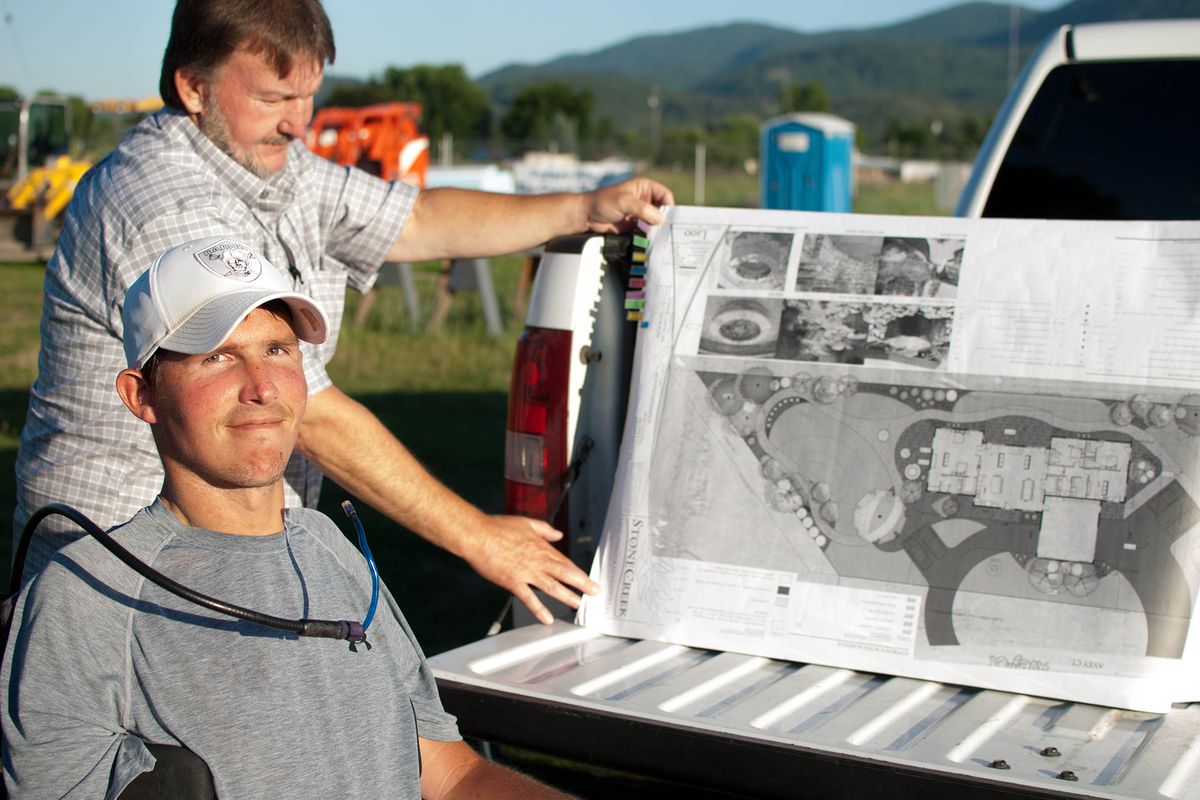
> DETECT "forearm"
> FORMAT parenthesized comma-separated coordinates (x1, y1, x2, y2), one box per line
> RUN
(388, 188, 588, 262)
(387, 176, 673, 263)
(420, 739, 575, 800)
(440, 762, 575, 800)
(295, 385, 485, 559)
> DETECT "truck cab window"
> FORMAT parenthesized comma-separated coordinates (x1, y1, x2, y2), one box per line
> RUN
(983, 59, 1200, 220)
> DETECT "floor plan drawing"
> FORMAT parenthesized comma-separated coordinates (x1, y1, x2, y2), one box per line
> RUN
(580, 207, 1200, 711)
(660, 369, 1199, 660)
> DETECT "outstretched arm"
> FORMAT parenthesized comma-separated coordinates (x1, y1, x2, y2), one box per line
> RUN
(296, 385, 598, 623)
(387, 176, 674, 262)
(419, 739, 575, 800)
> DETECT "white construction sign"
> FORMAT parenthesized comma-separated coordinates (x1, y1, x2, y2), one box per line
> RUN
(578, 205, 1200, 712)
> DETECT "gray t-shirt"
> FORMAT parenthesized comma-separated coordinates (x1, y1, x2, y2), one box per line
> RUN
(2, 500, 460, 799)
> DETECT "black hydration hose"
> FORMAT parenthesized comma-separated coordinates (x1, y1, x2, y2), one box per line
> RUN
(10, 504, 369, 648)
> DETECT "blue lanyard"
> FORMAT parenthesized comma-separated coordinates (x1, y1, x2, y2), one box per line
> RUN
(341, 501, 380, 641)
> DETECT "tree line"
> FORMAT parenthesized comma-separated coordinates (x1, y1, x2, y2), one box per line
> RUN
(2, 67, 991, 171)
(324, 68, 989, 165)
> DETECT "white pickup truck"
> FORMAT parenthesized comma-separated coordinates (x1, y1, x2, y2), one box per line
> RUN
(429, 19, 1200, 799)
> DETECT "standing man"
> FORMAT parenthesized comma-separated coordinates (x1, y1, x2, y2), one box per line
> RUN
(14, 0, 674, 624)
(3, 237, 575, 799)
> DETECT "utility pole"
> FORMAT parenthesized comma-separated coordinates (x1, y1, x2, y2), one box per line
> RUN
(647, 86, 662, 157)
(1007, 3, 1020, 88)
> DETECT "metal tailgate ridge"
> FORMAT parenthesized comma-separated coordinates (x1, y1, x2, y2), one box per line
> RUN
(432, 622, 1200, 798)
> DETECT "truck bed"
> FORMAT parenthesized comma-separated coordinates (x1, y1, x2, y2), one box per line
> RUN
(431, 622, 1200, 799)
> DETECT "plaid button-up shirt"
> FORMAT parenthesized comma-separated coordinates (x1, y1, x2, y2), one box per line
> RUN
(15, 111, 416, 575)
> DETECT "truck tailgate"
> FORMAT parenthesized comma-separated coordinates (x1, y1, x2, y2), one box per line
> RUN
(431, 622, 1200, 799)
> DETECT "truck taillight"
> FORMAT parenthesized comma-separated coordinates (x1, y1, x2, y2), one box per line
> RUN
(505, 327, 572, 543)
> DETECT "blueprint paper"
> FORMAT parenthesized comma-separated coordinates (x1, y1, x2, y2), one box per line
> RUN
(577, 205, 1200, 712)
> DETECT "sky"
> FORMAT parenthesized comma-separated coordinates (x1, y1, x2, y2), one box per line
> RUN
(1, 0, 1066, 101)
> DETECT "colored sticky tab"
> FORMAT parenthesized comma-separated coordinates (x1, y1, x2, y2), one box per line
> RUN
(626, 291, 645, 300)
(640, 320, 649, 328)
(637, 218, 652, 233)
(632, 251, 648, 263)
(624, 299, 645, 310)
(626, 310, 643, 321)
(633, 235, 649, 249)
(629, 278, 645, 288)
(630, 266, 647, 276)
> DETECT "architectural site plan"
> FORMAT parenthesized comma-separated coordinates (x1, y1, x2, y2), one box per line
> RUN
(578, 206, 1200, 712)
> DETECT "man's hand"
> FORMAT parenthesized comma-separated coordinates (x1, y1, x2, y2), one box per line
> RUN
(300, 388, 601, 625)
(584, 176, 676, 234)
(463, 515, 600, 624)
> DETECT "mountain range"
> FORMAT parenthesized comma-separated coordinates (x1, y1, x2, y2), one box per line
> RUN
(470, 0, 1199, 149)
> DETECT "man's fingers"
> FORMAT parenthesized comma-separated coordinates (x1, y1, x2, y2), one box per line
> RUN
(635, 203, 663, 225)
(527, 518, 564, 541)
(519, 528, 600, 596)
(510, 564, 592, 623)
(546, 556, 600, 596)
(586, 177, 673, 231)
(467, 514, 603, 624)
(511, 585, 554, 625)
(535, 580, 582, 611)
(626, 196, 665, 226)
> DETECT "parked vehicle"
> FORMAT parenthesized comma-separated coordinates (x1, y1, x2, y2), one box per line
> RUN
(431, 19, 1200, 799)
(955, 19, 1199, 221)
(0, 95, 163, 262)
(306, 101, 428, 186)
(0, 96, 72, 261)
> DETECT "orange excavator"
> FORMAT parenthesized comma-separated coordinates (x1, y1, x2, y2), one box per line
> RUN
(306, 101, 428, 187)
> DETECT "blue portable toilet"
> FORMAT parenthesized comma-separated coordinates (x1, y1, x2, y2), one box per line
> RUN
(761, 113, 856, 212)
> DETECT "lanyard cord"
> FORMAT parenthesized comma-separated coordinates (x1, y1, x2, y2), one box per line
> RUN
(11, 503, 374, 650)
(341, 501, 379, 634)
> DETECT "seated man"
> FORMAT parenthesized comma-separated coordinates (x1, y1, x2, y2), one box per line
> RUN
(2, 237, 572, 799)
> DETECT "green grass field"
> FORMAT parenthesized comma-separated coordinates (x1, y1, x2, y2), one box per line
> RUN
(645, 167, 943, 215)
(0, 177, 943, 654)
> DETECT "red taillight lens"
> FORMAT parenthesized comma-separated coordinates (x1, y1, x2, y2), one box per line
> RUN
(505, 327, 572, 542)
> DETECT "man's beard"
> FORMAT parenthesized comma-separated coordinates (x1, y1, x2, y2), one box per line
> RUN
(199, 101, 290, 179)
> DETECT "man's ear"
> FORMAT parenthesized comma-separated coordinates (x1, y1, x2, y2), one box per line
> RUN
(174, 69, 207, 115)
(116, 368, 159, 424)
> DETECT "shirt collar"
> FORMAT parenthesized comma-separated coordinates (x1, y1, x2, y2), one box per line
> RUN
(146, 496, 288, 549)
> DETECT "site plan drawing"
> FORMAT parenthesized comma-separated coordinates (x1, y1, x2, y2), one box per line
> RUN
(578, 206, 1200, 712)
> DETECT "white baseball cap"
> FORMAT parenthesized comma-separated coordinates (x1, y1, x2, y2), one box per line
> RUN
(122, 236, 329, 369)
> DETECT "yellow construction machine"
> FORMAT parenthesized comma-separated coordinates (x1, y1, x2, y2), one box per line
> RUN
(0, 95, 162, 262)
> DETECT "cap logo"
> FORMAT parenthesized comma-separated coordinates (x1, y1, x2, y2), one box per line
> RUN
(193, 239, 263, 282)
